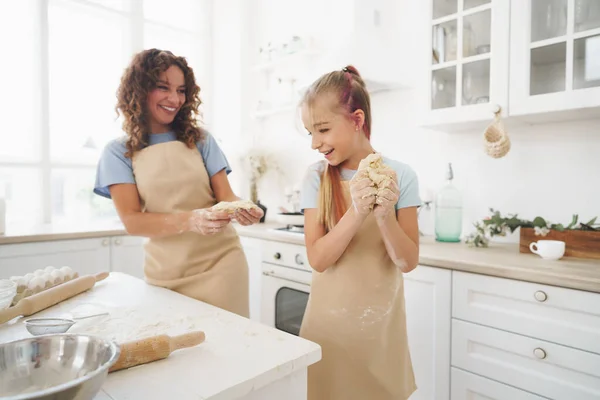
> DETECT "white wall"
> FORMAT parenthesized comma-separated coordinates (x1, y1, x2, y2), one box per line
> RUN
(211, 0, 600, 240)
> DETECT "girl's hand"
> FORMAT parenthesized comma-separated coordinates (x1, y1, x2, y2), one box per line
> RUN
(374, 170, 399, 221)
(188, 208, 231, 235)
(350, 170, 377, 215)
(233, 206, 264, 226)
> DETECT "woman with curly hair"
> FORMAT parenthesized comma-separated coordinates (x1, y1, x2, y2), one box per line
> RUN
(93, 49, 262, 317)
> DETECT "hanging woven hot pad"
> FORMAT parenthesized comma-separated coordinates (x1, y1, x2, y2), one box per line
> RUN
(483, 105, 511, 159)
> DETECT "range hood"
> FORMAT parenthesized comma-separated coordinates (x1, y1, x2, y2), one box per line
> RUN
(297, 0, 412, 95)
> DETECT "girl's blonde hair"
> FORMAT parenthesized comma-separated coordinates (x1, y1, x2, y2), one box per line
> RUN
(301, 65, 372, 231)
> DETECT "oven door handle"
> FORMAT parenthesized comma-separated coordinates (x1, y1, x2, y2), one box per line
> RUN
(262, 270, 310, 286)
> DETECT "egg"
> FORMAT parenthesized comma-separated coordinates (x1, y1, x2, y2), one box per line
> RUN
(44, 266, 55, 274)
(50, 270, 64, 285)
(33, 269, 45, 276)
(40, 272, 54, 288)
(23, 273, 34, 281)
(59, 266, 74, 280)
(27, 276, 45, 291)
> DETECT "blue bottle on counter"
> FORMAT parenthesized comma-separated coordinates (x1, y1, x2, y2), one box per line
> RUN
(435, 163, 462, 242)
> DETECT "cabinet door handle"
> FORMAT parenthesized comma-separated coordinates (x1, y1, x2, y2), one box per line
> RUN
(534, 290, 547, 302)
(273, 252, 281, 260)
(533, 348, 547, 359)
(101, 239, 109, 247)
(114, 238, 122, 246)
(295, 254, 304, 265)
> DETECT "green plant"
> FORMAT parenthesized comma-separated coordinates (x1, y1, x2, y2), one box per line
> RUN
(465, 208, 599, 247)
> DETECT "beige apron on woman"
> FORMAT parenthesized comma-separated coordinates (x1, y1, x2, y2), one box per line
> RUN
(131, 140, 249, 317)
(299, 181, 416, 400)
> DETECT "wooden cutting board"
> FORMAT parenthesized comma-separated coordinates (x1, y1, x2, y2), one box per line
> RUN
(109, 331, 206, 372)
(0, 271, 109, 325)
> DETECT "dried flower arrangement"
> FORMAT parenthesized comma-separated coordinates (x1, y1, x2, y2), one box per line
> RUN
(242, 148, 282, 203)
(465, 208, 599, 248)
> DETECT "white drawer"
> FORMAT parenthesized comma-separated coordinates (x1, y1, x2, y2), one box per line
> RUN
(452, 319, 600, 400)
(451, 368, 548, 400)
(452, 271, 600, 354)
(261, 240, 310, 272)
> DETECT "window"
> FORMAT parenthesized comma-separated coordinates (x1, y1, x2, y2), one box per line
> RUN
(0, 0, 211, 226)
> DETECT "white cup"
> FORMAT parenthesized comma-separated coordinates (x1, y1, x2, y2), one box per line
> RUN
(529, 240, 565, 260)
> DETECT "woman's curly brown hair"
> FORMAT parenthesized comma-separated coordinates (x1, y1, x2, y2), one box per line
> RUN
(116, 48, 205, 158)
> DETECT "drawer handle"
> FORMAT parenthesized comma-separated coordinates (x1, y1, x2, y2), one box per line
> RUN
(295, 254, 304, 265)
(534, 291, 548, 302)
(273, 252, 281, 260)
(533, 348, 547, 359)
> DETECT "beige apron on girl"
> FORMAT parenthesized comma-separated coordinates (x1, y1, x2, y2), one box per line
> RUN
(299, 181, 416, 400)
(131, 140, 249, 317)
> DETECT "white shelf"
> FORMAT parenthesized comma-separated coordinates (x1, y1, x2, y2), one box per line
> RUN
(252, 49, 320, 73)
(251, 105, 296, 119)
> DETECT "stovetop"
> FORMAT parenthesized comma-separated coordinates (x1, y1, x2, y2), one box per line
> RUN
(272, 224, 304, 234)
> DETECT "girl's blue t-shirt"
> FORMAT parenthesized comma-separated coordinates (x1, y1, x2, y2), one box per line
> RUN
(299, 157, 422, 211)
(93, 131, 231, 199)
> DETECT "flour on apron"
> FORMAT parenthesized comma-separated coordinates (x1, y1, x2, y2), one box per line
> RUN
(132, 141, 249, 317)
(300, 181, 416, 400)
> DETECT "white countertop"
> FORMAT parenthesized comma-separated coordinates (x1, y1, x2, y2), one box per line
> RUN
(0, 220, 128, 245)
(0, 273, 321, 400)
(236, 223, 600, 294)
(2, 219, 599, 294)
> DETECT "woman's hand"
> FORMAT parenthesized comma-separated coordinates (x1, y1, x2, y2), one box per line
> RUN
(233, 206, 264, 226)
(374, 170, 399, 222)
(188, 208, 231, 235)
(350, 170, 377, 215)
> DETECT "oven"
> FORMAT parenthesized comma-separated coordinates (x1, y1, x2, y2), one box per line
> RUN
(260, 239, 311, 336)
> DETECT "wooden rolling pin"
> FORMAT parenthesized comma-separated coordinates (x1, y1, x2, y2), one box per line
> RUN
(0, 271, 109, 325)
(109, 331, 206, 372)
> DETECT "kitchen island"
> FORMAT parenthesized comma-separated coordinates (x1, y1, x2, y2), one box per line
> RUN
(0, 273, 322, 400)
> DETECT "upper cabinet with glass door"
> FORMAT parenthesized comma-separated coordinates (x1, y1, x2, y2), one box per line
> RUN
(423, 0, 510, 131)
(510, 0, 600, 119)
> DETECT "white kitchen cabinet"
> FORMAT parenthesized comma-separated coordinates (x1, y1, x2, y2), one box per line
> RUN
(0, 238, 111, 278)
(404, 265, 452, 400)
(109, 236, 146, 279)
(452, 271, 600, 354)
(240, 236, 263, 322)
(0, 236, 145, 278)
(509, 0, 600, 120)
(452, 319, 600, 400)
(423, 0, 511, 131)
(451, 367, 548, 400)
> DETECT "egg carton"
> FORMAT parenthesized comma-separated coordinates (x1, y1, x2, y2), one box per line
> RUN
(9, 266, 79, 306)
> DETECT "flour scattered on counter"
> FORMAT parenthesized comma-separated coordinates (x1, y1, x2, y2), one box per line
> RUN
(68, 306, 209, 343)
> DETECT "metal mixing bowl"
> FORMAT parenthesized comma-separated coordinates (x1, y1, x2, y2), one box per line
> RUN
(0, 334, 120, 400)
